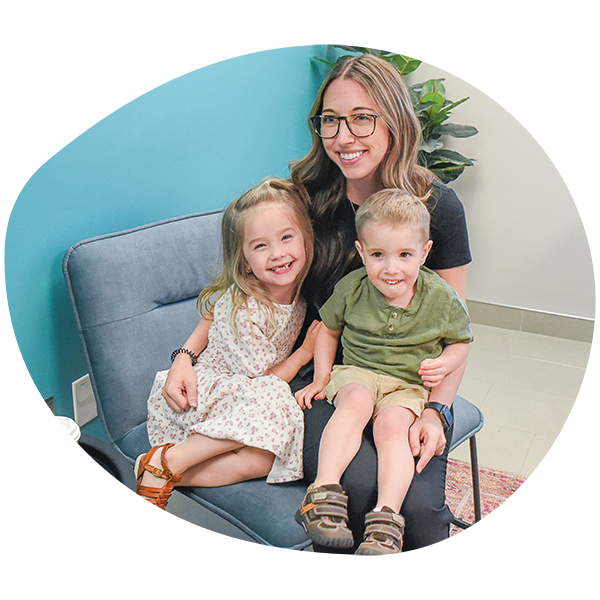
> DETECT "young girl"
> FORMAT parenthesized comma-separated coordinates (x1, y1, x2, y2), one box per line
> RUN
(136, 179, 319, 509)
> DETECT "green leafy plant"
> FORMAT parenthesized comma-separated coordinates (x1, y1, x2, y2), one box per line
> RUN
(411, 77, 477, 183)
(315, 46, 478, 183)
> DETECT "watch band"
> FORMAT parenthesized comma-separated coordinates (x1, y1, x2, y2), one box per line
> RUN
(423, 401, 453, 432)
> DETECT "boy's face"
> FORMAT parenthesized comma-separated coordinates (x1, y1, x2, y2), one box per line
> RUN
(355, 221, 432, 308)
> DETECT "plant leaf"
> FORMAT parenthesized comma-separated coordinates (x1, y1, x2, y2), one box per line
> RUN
(428, 148, 475, 166)
(433, 123, 479, 138)
(419, 79, 446, 101)
(431, 165, 466, 184)
(311, 56, 334, 67)
(420, 139, 444, 153)
(384, 54, 422, 75)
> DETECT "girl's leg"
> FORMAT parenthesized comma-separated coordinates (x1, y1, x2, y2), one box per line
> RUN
(372, 406, 416, 513)
(139, 433, 244, 489)
(312, 383, 374, 488)
(180, 446, 275, 487)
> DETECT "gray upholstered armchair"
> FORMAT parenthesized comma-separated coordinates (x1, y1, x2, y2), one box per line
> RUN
(63, 209, 483, 549)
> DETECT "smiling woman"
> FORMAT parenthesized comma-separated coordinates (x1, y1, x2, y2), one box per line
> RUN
(289, 52, 475, 554)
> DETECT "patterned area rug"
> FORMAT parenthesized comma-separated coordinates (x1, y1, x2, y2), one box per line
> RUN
(445, 458, 526, 534)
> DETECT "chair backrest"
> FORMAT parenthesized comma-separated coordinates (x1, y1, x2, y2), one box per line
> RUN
(63, 210, 224, 446)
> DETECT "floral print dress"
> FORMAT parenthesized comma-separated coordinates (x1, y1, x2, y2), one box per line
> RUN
(147, 288, 306, 483)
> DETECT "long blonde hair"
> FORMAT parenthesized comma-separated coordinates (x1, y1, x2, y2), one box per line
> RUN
(197, 178, 313, 330)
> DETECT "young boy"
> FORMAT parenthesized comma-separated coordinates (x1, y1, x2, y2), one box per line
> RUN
(294, 189, 473, 555)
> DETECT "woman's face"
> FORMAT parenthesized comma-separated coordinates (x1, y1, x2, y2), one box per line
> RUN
(320, 77, 390, 199)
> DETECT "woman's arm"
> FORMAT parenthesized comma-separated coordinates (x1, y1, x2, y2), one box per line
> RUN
(162, 316, 212, 412)
(435, 265, 468, 300)
(265, 320, 321, 383)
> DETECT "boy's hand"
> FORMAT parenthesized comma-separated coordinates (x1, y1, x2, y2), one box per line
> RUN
(294, 379, 328, 409)
(419, 356, 449, 387)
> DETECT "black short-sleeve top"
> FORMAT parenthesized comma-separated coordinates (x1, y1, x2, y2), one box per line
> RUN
(304, 182, 471, 309)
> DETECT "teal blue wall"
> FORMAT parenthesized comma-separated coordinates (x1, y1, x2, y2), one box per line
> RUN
(5, 45, 340, 440)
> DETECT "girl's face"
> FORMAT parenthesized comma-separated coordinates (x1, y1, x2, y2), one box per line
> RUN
(321, 77, 390, 202)
(242, 202, 307, 304)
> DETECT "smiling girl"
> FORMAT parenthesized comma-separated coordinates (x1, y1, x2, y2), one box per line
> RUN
(136, 179, 319, 509)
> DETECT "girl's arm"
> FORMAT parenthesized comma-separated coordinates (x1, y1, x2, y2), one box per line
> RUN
(265, 320, 321, 383)
(294, 325, 341, 409)
(162, 316, 212, 412)
(419, 342, 470, 388)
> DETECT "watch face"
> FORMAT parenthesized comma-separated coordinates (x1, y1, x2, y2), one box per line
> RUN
(441, 406, 453, 429)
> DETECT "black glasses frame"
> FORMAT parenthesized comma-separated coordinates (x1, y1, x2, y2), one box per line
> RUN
(311, 113, 381, 139)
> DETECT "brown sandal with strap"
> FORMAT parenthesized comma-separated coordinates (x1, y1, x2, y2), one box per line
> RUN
(355, 507, 405, 555)
(295, 484, 354, 548)
(135, 443, 182, 510)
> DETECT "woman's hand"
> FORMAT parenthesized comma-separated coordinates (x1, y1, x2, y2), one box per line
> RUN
(409, 411, 447, 473)
(162, 354, 198, 412)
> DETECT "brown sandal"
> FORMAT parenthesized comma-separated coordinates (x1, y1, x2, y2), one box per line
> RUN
(135, 443, 182, 510)
(355, 507, 405, 555)
(295, 484, 354, 548)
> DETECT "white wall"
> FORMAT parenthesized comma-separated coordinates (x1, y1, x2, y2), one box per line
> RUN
(407, 64, 595, 320)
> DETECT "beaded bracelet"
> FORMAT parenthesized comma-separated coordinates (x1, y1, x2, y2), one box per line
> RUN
(170, 347, 199, 366)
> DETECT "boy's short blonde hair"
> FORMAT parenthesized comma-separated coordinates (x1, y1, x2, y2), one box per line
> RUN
(355, 189, 431, 244)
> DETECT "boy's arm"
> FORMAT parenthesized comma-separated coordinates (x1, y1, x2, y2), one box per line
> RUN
(294, 325, 341, 409)
(265, 321, 321, 383)
(419, 342, 470, 388)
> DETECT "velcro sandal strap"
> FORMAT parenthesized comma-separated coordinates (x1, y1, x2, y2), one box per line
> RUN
(303, 502, 349, 519)
(307, 489, 348, 508)
(364, 522, 403, 543)
(364, 510, 405, 529)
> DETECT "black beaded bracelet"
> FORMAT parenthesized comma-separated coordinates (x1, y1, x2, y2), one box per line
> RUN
(170, 347, 199, 366)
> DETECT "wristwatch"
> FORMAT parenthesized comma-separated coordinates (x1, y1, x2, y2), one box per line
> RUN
(423, 402, 453, 433)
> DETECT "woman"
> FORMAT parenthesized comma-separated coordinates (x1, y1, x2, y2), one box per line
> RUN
(289, 53, 471, 552)
(164, 53, 471, 552)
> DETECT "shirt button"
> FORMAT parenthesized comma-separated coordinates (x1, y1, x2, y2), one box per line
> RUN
(391, 311, 398, 319)
(388, 324, 395, 332)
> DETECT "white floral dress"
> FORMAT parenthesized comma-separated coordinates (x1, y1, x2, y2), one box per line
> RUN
(147, 288, 306, 483)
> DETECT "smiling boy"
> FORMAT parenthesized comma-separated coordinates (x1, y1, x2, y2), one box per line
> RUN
(294, 189, 473, 555)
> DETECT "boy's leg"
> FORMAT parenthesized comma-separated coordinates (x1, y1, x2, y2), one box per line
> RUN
(372, 405, 416, 512)
(313, 383, 374, 487)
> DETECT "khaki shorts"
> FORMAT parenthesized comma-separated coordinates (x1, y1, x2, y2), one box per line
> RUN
(325, 365, 429, 419)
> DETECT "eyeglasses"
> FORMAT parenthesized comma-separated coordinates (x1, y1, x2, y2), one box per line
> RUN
(311, 113, 381, 139)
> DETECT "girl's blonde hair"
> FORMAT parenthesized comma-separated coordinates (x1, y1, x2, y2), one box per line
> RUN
(197, 178, 314, 329)
(356, 189, 431, 244)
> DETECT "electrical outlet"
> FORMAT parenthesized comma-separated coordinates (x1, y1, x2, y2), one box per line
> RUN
(72, 374, 97, 426)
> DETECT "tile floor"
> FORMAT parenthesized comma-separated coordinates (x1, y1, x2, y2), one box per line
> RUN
(451, 324, 596, 556)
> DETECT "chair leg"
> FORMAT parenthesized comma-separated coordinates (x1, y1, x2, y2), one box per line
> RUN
(469, 435, 482, 522)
